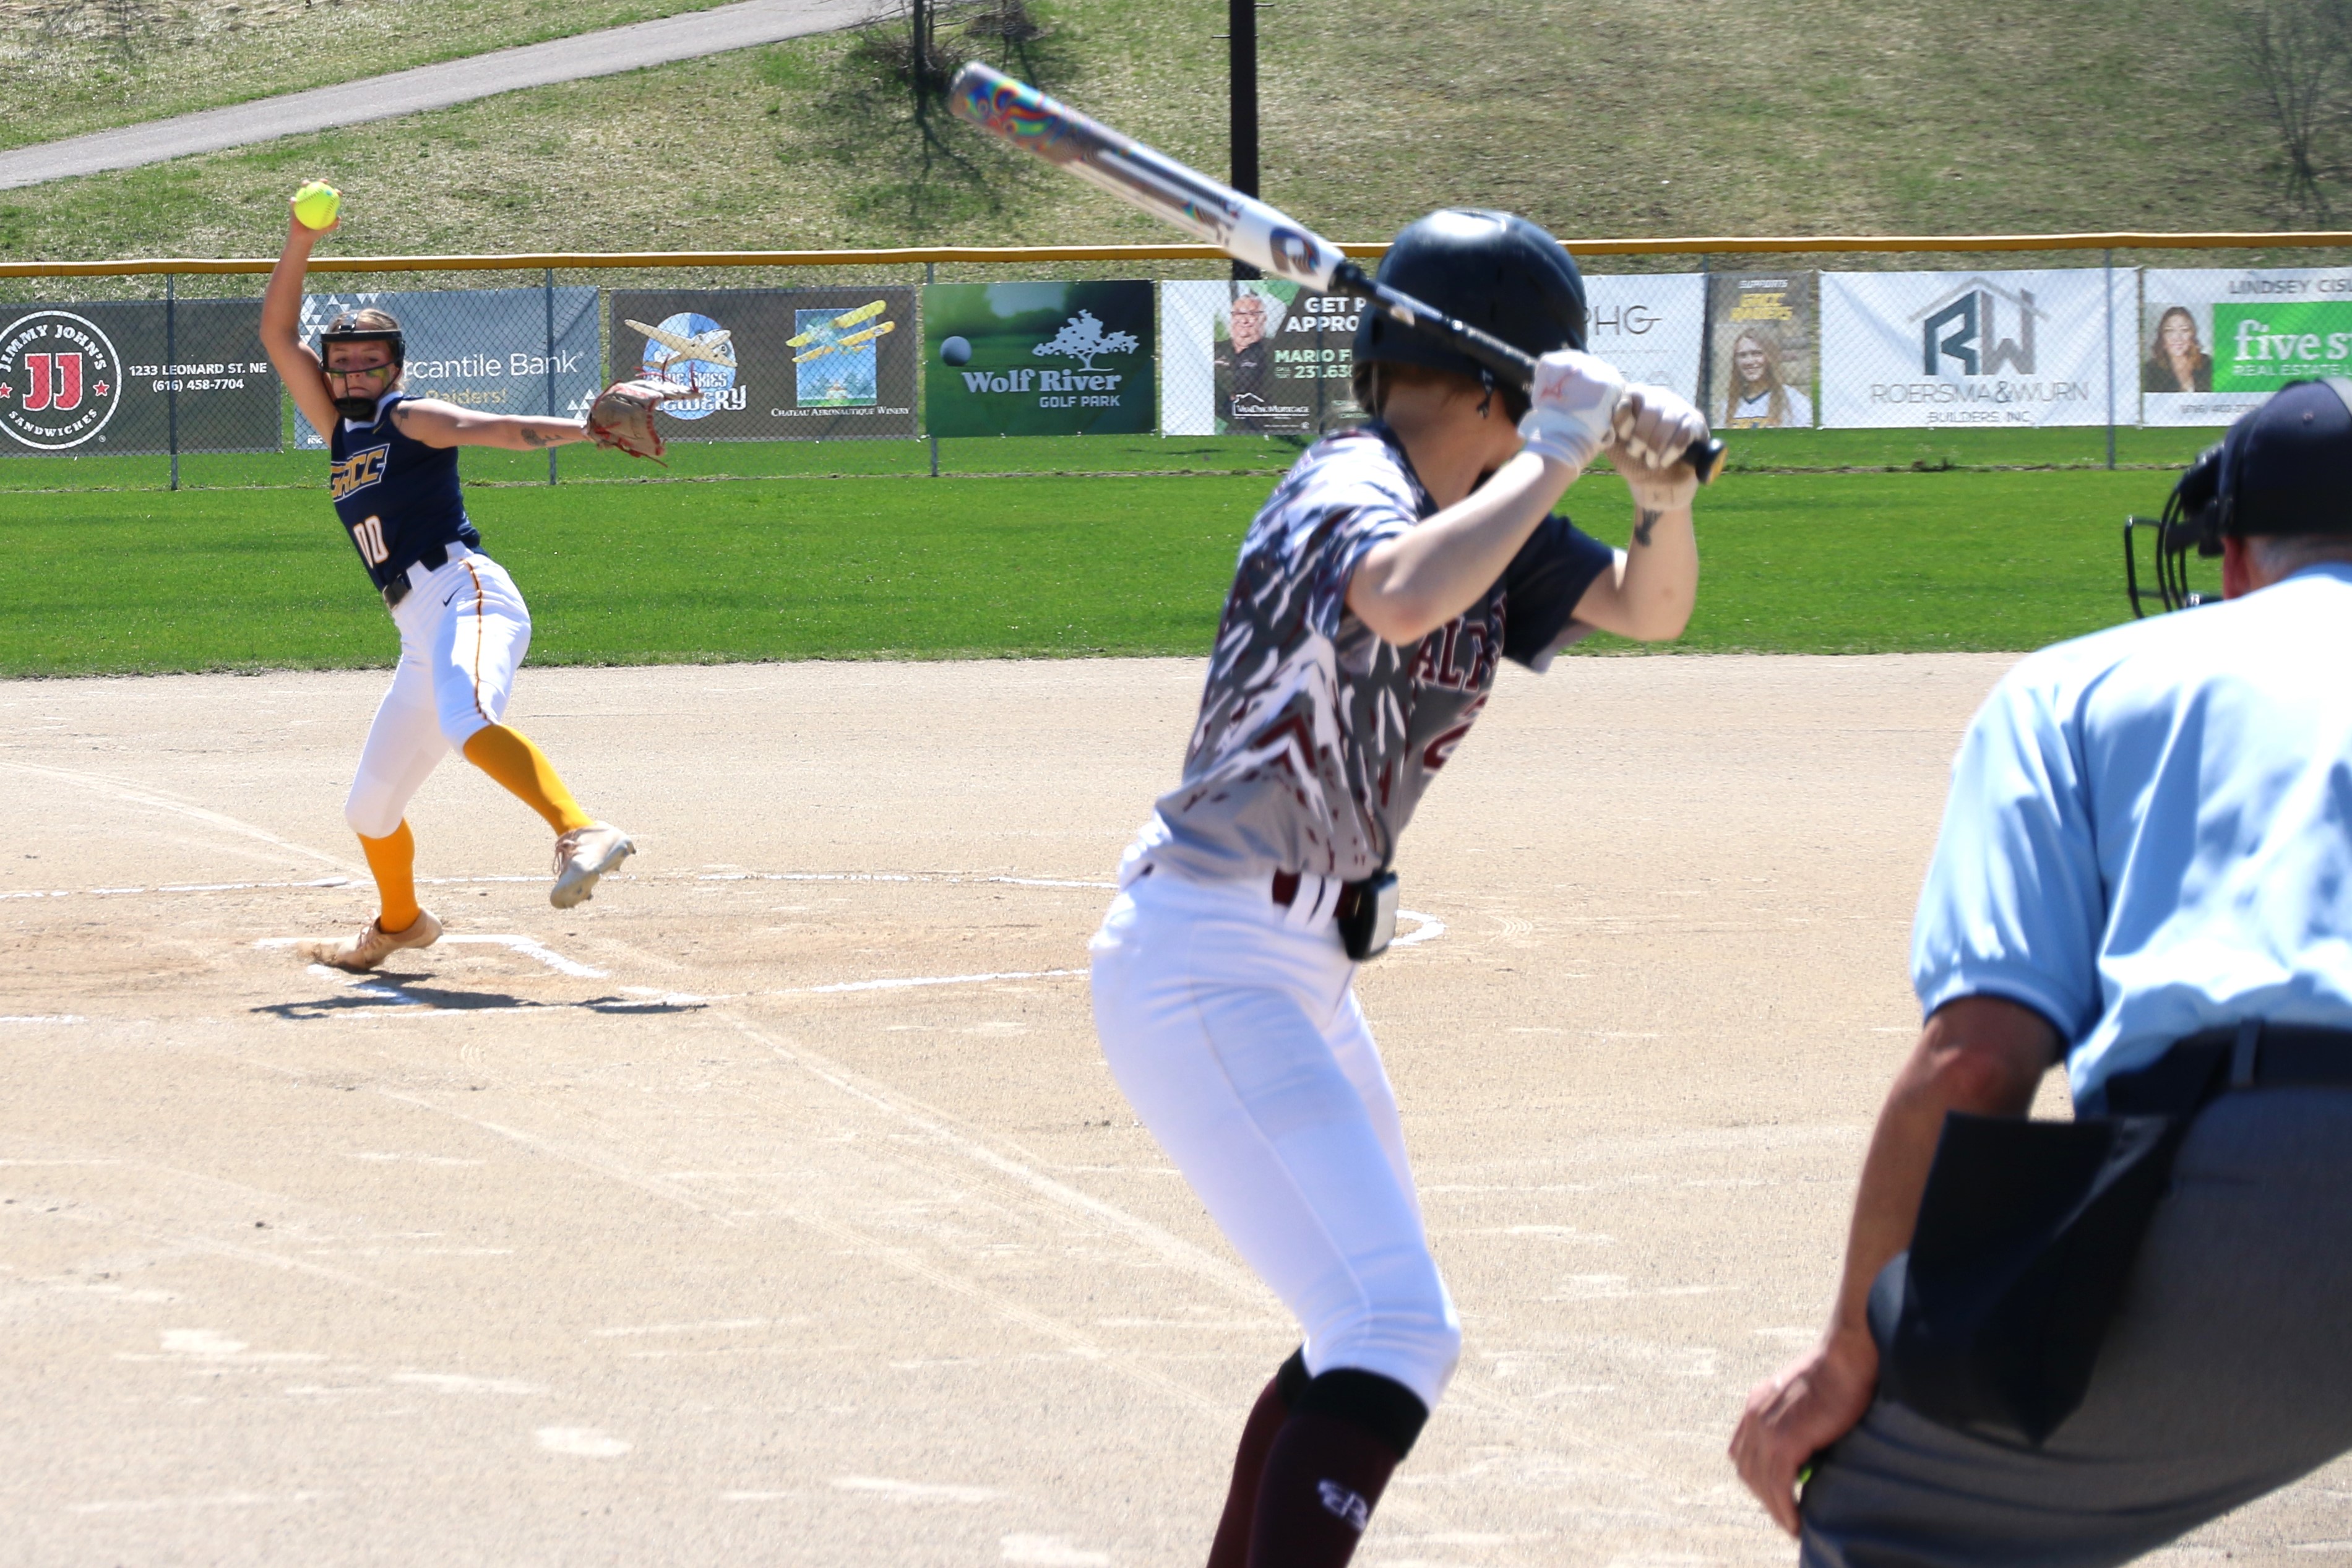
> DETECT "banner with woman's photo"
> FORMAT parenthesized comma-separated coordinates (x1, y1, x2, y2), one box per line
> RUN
(1817, 269, 2132, 429)
(2139, 267, 2352, 426)
(1705, 274, 1818, 430)
(1161, 280, 1363, 436)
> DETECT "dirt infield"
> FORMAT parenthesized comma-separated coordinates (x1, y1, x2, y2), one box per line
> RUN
(2, 654, 2342, 1566)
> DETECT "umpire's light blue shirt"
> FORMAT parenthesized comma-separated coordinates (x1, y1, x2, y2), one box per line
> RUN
(1914, 561, 2352, 1105)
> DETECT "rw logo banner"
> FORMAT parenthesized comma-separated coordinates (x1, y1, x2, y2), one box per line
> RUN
(1819, 269, 2132, 429)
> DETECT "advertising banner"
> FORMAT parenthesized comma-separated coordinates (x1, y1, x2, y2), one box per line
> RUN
(1705, 272, 1817, 429)
(606, 286, 918, 441)
(1161, 280, 1363, 436)
(1819, 269, 2133, 429)
(924, 281, 1155, 437)
(2139, 267, 2352, 426)
(295, 285, 600, 449)
(1585, 274, 1706, 407)
(0, 298, 280, 455)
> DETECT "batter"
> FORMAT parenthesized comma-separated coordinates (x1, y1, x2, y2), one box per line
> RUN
(260, 200, 635, 971)
(1087, 210, 1712, 1566)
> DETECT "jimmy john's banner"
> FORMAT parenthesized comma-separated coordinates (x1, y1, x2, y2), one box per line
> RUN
(0, 298, 279, 454)
(606, 286, 917, 441)
(296, 285, 600, 449)
(1160, 280, 1363, 436)
(1586, 273, 1706, 407)
(924, 281, 1154, 437)
(1819, 269, 2132, 429)
(2138, 267, 2352, 426)
(1705, 273, 1817, 429)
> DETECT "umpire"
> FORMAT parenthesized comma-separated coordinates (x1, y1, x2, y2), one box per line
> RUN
(1731, 377, 2352, 1564)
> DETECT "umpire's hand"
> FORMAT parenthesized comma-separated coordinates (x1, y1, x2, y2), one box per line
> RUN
(1730, 1327, 1879, 1535)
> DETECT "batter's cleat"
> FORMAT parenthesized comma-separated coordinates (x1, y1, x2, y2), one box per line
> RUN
(299, 908, 443, 971)
(551, 822, 635, 909)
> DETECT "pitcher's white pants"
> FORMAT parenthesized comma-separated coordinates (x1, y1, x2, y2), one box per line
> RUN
(345, 546, 533, 840)
(1088, 865, 1462, 1410)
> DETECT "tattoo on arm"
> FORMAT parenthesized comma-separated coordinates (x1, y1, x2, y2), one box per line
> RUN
(1632, 508, 1662, 548)
(519, 424, 558, 449)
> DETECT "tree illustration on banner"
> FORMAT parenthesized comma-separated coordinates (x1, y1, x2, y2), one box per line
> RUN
(1033, 310, 1139, 371)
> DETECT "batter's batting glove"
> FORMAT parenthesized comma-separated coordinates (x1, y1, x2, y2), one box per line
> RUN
(1518, 348, 1626, 473)
(1608, 384, 1710, 513)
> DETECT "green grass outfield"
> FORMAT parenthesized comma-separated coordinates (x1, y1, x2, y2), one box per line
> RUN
(0, 463, 2205, 678)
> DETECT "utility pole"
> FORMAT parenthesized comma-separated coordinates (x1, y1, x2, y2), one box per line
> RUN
(1230, 0, 1258, 280)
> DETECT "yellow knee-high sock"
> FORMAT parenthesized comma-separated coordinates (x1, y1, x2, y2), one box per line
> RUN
(462, 723, 595, 835)
(360, 821, 423, 933)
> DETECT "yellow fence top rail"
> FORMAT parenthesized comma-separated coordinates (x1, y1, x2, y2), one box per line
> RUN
(7, 231, 2352, 277)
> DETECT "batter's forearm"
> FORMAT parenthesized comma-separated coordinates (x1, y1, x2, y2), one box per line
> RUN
(1611, 504, 1697, 639)
(1347, 450, 1572, 644)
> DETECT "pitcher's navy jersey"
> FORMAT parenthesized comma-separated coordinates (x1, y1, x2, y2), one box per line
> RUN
(1148, 423, 1614, 883)
(328, 392, 481, 591)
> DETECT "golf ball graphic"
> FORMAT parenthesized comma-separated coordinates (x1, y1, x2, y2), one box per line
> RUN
(939, 335, 972, 367)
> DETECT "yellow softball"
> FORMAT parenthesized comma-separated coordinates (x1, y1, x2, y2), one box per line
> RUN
(291, 180, 342, 231)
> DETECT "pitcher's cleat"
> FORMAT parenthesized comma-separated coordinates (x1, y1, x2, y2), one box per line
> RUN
(551, 822, 635, 909)
(299, 908, 443, 971)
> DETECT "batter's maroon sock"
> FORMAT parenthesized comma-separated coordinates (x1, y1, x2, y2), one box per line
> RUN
(1247, 1369, 1429, 1568)
(1206, 1350, 1310, 1568)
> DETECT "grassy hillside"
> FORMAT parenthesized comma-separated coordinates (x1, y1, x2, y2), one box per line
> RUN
(0, 0, 2301, 265)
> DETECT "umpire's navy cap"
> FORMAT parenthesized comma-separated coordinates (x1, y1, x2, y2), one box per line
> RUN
(2221, 379, 2352, 536)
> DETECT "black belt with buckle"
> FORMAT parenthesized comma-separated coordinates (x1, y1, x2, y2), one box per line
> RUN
(381, 543, 452, 610)
(2094, 1020, 2352, 1115)
(1272, 868, 1402, 960)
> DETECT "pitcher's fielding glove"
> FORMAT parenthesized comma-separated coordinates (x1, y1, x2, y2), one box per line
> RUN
(584, 378, 694, 462)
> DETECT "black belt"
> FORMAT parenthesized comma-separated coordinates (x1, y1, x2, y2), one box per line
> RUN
(2096, 1021, 2352, 1116)
(381, 543, 452, 610)
(1271, 869, 1372, 923)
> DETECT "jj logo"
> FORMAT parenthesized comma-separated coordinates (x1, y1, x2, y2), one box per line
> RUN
(0, 310, 123, 450)
(1916, 280, 2043, 377)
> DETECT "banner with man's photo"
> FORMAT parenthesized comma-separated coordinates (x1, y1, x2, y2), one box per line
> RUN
(296, 286, 600, 449)
(1705, 273, 1818, 430)
(1161, 280, 1363, 436)
(923, 281, 1155, 437)
(0, 298, 281, 455)
(1818, 269, 2134, 429)
(606, 286, 918, 441)
(2138, 267, 2352, 427)
(1585, 274, 1706, 407)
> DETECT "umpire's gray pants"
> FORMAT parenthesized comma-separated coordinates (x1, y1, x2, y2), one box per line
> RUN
(1802, 1088, 2352, 1568)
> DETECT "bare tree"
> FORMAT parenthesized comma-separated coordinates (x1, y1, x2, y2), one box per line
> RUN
(2234, 0, 2352, 223)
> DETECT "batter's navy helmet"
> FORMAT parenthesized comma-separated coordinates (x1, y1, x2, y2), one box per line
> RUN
(1350, 209, 1588, 383)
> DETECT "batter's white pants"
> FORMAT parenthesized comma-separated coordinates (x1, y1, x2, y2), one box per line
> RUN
(1088, 864, 1462, 1411)
(344, 545, 533, 840)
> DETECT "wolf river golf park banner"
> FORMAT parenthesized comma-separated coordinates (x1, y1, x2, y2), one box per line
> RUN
(1819, 269, 2133, 429)
(2137, 267, 2352, 426)
(606, 286, 918, 441)
(0, 298, 280, 454)
(924, 281, 1155, 437)
(295, 286, 600, 449)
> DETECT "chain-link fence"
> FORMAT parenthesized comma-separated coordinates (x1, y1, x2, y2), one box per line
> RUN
(7, 235, 2352, 491)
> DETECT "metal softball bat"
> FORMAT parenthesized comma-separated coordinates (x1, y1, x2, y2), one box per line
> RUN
(946, 62, 1725, 485)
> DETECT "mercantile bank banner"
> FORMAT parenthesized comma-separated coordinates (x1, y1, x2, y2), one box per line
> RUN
(296, 286, 600, 449)
(1819, 269, 2134, 429)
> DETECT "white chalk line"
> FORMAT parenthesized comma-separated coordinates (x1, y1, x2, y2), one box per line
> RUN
(0, 1014, 87, 1025)
(0, 759, 358, 874)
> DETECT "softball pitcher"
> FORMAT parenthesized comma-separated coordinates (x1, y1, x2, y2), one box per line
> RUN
(1088, 210, 1710, 1567)
(260, 203, 635, 971)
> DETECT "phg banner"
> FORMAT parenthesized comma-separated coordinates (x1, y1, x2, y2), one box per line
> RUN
(923, 282, 1155, 437)
(0, 298, 280, 455)
(1819, 269, 2132, 429)
(1160, 280, 1363, 436)
(606, 286, 918, 441)
(296, 285, 600, 449)
(1585, 274, 1705, 406)
(2139, 267, 2352, 426)
(1706, 273, 1817, 429)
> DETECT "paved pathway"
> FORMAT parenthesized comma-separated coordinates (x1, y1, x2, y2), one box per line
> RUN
(0, 0, 880, 191)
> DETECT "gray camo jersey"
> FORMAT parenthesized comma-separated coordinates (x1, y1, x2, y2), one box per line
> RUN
(1147, 423, 1615, 884)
